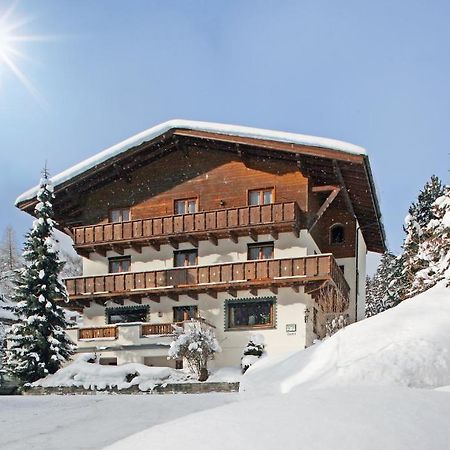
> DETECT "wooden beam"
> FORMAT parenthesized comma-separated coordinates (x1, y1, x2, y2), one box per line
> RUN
(249, 287, 258, 296)
(333, 160, 356, 217)
(308, 186, 341, 232)
(292, 226, 300, 238)
(187, 235, 199, 248)
(167, 293, 179, 302)
(129, 297, 142, 305)
(94, 247, 107, 257)
(131, 243, 143, 254)
(147, 295, 160, 303)
(227, 288, 237, 298)
(111, 245, 124, 256)
(206, 289, 217, 299)
(64, 227, 75, 240)
(269, 285, 278, 295)
(168, 238, 179, 250)
(291, 285, 299, 293)
(207, 233, 218, 246)
(269, 227, 279, 240)
(148, 241, 160, 252)
(248, 228, 258, 242)
(186, 291, 198, 301)
(229, 231, 238, 244)
(311, 184, 340, 193)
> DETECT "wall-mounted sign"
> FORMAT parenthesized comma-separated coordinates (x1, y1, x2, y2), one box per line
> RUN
(286, 323, 297, 333)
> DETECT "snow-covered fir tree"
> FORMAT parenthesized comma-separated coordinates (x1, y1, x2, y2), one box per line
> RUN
(0, 226, 22, 302)
(365, 252, 399, 317)
(402, 175, 444, 297)
(4, 173, 74, 384)
(411, 185, 450, 293)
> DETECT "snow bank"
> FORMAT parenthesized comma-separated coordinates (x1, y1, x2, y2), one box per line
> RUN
(15, 119, 365, 205)
(241, 282, 450, 395)
(33, 354, 182, 391)
(106, 386, 450, 450)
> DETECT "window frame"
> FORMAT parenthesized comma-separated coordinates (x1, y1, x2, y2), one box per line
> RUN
(108, 256, 131, 273)
(329, 223, 345, 245)
(225, 298, 276, 331)
(105, 305, 149, 325)
(174, 197, 199, 215)
(173, 249, 198, 267)
(109, 207, 131, 223)
(173, 305, 198, 322)
(247, 187, 275, 206)
(247, 242, 274, 261)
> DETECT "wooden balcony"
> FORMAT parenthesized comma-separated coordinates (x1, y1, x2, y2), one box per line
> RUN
(78, 325, 118, 340)
(141, 322, 180, 336)
(72, 202, 301, 256)
(64, 255, 350, 312)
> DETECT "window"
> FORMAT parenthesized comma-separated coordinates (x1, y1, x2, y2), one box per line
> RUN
(330, 224, 345, 244)
(227, 300, 274, 329)
(173, 305, 198, 322)
(174, 249, 198, 267)
(110, 208, 130, 223)
(108, 256, 131, 273)
(248, 188, 274, 206)
(248, 242, 274, 260)
(106, 305, 148, 324)
(99, 357, 117, 366)
(174, 198, 198, 215)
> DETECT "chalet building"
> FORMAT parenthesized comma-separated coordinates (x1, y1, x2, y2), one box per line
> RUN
(16, 120, 385, 369)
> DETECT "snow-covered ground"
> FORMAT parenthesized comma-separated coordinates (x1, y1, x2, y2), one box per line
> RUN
(2, 283, 450, 450)
(0, 394, 237, 450)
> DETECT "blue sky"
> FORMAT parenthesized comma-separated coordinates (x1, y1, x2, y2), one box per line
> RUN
(1, 0, 449, 262)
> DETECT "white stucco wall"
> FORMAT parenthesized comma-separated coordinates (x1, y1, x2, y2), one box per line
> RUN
(70, 286, 314, 368)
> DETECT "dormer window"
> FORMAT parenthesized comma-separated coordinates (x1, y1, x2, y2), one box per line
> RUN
(175, 198, 198, 215)
(248, 188, 274, 206)
(110, 208, 130, 223)
(330, 224, 345, 245)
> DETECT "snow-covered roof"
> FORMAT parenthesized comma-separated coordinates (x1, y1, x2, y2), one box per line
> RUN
(15, 119, 366, 205)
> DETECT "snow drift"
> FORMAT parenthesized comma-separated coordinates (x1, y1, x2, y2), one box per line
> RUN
(241, 282, 450, 395)
(33, 354, 180, 391)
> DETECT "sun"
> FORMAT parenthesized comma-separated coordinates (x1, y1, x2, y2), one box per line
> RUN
(0, 1, 47, 101)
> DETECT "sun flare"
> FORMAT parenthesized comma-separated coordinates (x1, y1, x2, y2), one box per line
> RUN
(0, 1, 48, 101)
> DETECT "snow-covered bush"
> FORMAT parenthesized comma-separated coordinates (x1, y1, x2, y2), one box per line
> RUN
(241, 333, 265, 374)
(168, 320, 221, 381)
(325, 314, 348, 337)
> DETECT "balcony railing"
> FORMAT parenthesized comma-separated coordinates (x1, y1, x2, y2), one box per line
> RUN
(72, 201, 301, 253)
(78, 325, 118, 340)
(64, 255, 350, 310)
(141, 322, 180, 336)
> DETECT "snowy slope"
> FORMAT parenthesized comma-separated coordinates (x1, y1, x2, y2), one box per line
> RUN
(15, 119, 366, 205)
(107, 386, 450, 450)
(241, 282, 450, 395)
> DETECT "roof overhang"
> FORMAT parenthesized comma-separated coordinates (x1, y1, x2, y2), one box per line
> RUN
(16, 119, 386, 253)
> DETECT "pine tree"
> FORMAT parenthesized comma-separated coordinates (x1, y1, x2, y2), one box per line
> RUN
(402, 176, 444, 297)
(412, 185, 450, 292)
(0, 226, 22, 302)
(365, 252, 400, 317)
(4, 173, 74, 384)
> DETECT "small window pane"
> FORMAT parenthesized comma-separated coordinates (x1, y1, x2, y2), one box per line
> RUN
(175, 201, 185, 215)
(187, 252, 197, 266)
(110, 210, 121, 223)
(262, 245, 273, 259)
(173, 305, 198, 322)
(174, 252, 186, 267)
(187, 200, 197, 213)
(122, 209, 130, 221)
(263, 190, 273, 204)
(248, 246, 260, 260)
(249, 191, 260, 206)
(330, 225, 345, 244)
(109, 257, 131, 273)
